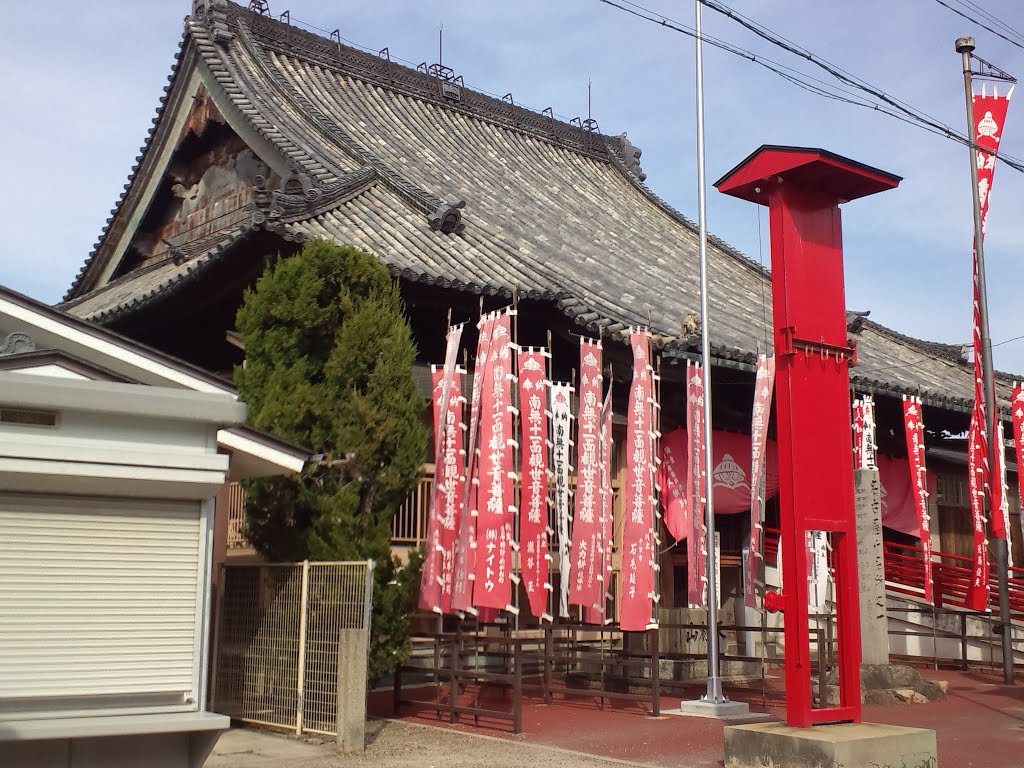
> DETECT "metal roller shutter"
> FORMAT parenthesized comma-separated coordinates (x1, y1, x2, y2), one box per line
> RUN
(0, 494, 202, 715)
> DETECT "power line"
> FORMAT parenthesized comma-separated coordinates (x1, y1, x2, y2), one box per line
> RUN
(956, 0, 1024, 42)
(595, 0, 1024, 174)
(932, 0, 1024, 50)
(596, 2, 942, 124)
(697, 0, 1024, 169)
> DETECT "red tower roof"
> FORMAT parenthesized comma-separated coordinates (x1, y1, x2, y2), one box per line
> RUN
(714, 145, 901, 205)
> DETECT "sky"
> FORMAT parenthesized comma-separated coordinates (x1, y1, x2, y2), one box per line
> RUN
(2, 1, 1023, 370)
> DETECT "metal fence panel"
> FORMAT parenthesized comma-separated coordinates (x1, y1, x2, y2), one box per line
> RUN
(213, 560, 373, 736)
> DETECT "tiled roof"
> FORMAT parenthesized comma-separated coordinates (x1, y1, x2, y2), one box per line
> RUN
(61, 1, 1013, 412)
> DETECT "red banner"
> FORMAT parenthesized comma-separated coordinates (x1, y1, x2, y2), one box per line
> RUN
(852, 399, 865, 469)
(452, 315, 494, 614)
(974, 88, 1011, 234)
(875, 453, 935, 537)
(1013, 384, 1024, 554)
(966, 88, 1011, 607)
(620, 330, 655, 630)
(519, 349, 551, 621)
(966, 423, 990, 610)
(591, 388, 615, 624)
(550, 382, 574, 617)
(570, 339, 603, 612)
(746, 354, 775, 608)
(474, 311, 515, 611)
(687, 361, 708, 608)
(659, 429, 780, 517)
(421, 323, 465, 614)
(995, 422, 1012, 565)
(902, 397, 933, 602)
(991, 418, 1007, 541)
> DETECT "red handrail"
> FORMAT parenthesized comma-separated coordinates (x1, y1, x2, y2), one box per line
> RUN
(764, 528, 1023, 618)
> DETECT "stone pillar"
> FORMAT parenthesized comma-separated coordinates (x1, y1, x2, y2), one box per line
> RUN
(854, 469, 889, 665)
(336, 628, 368, 753)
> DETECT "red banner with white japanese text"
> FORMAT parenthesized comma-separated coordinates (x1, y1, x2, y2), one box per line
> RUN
(570, 339, 603, 612)
(586, 387, 615, 624)
(991, 416, 1007, 543)
(620, 330, 655, 630)
(519, 348, 551, 621)
(687, 361, 709, 608)
(852, 399, 865, 469)
(902, 396, 933, 603)
(452, 314, 494, 614)
(995, 421, 1012, 566)
(550, 382, 574, 618)
(421, 323, 465, 613)
(745, 354, 775, 608)
(1012, 384, 1024, 554)
(474, 310, 515, 611)
(966, 88, 1011, 608)
(966, 424, 990, 610)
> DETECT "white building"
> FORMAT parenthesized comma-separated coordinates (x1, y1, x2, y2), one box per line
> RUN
(0, 285, 306, 768)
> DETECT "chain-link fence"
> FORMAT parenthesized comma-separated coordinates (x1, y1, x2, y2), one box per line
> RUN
(212, 560, 373, 735)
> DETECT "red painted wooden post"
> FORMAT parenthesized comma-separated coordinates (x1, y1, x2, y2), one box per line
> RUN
(716, 146, 901, 727)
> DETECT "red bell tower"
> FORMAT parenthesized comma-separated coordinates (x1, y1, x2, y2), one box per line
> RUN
(716, 146, 901, 727)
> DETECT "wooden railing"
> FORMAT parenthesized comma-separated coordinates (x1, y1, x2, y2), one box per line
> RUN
(226, 471, 435, 550)
(226, 481, 248, 549)
(392, 472, 434, 545)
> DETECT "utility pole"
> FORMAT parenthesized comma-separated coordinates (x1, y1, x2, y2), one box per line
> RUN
(694, 0, 724, 705)
(956, 35, 1013, 685)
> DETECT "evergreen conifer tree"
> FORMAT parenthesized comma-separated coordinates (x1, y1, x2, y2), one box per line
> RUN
(235, 239, 427, 684)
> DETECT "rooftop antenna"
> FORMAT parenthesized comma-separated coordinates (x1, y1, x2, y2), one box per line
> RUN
(588, 79, 592, 123)
(248, 0, 271, 15)
(439, 23, 444, 67)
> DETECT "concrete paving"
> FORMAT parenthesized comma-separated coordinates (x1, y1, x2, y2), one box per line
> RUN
(208, 666, 1024, 768)
(371, 667, 1024, 768)
(206, 719, 667, 768)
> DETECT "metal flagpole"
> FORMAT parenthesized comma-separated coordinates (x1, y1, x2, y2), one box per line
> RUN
(695, 0, 724, 704)
(956, 36, 1013, 685)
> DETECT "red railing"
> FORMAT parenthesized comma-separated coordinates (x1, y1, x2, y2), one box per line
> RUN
(764, 527, 780, 567)
(762, 528, 1024, 619)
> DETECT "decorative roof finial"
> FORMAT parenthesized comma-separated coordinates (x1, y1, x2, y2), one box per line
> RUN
(192, 0, 233, 44)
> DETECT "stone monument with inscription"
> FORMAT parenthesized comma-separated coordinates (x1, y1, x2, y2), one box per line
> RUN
(855, 468, 889, 665)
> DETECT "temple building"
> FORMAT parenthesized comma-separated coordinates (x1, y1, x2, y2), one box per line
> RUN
(60, 0, 1019, 616)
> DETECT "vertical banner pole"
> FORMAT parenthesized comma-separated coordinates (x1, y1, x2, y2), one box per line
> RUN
(694, 0, 724, 704)
(956, 36, 1012, 684)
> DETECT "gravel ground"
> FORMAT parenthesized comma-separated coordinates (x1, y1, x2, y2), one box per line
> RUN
(207, 719, 660, 768)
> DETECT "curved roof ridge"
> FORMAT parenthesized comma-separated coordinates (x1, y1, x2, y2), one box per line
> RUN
(858, 317, 965, 363)
(61, 226, 256, 325)
(188, 13, 334, 181)
(229, 2, 631, 164)
(233, 19, 457, 221)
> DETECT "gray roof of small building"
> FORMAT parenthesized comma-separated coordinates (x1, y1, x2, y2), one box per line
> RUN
(60, 1, 1015, 413)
